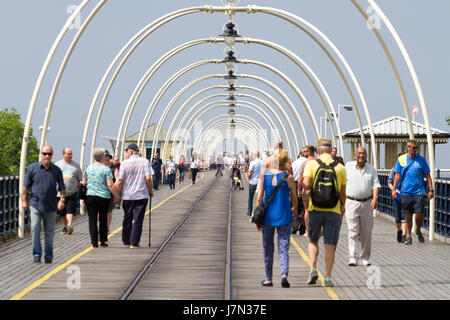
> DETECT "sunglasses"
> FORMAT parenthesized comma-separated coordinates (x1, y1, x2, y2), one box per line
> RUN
(407, 146, 418, 150)
(41, 152, 53, 156)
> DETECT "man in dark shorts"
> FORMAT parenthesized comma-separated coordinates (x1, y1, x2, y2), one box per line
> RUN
(302, 139, 346, 287)
(55, 148, 82, 235)
(392, 140, 434, 245)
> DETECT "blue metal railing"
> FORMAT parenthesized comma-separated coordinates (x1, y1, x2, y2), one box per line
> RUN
(378, 173, 450, 238)
(0, 175, 30, 239)
(1, 173, 449, 239)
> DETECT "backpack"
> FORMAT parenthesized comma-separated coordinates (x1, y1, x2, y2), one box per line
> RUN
(311, 159, 340, 208)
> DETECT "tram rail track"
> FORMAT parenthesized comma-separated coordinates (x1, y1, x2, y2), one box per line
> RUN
(120, 175, 233, 300)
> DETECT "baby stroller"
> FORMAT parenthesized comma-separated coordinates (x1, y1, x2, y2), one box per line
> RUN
(231, 166, 244, 190)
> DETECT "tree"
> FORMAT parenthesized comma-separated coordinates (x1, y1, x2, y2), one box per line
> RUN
(0, 108, 40, 175)
(446, 115, 450, 126)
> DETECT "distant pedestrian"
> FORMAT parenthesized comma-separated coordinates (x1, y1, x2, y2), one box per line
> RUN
(55, 148, 82, 235)
(116, 144, 154, 248)
(151, 152, 163, 190)
(216, 153, 224, 177)
(190, 155, 200, 184)
(298, 145, 317, 237)
(291, 149, 307, 234)
(247, 151, 263, 216)
(302, 139, 346, 287)
(255, 149, 297, 288)
(345, 146, 380, 267)
(103, 150, 114, 234)
(178, 155, 186, 184)
(82, 148, 120, 248)
(387, 153, 405, 243)
(331, 147, 345, 165)
(392, 140, 434, 245)
(22, 145, 65, 263)
(165, 155, 176, 190)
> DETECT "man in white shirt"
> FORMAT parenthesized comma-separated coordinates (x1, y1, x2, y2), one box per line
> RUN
(345, 146, 380, 266)
(116, 144, 154, 248)
(291, 149, 307, 234)
(247, 151, 263, 216)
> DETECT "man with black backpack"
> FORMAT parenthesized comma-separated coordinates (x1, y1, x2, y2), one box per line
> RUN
(302, 139, 347, 288)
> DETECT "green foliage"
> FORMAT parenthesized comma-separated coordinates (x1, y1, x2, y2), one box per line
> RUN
(446, 115, 450, 126)
(0, 108, 39, 175)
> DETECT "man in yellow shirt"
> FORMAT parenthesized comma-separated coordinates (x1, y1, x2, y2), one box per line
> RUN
(302, 139, 346, 287)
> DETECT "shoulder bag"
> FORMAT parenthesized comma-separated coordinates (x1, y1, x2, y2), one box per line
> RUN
(251, 173, 289, 225)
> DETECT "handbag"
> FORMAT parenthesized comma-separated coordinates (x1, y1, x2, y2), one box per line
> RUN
(78, 184, 87, 200)
(251, 173, 289, 225)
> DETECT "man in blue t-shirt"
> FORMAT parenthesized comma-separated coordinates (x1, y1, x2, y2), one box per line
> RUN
(392, 140, 434, 245)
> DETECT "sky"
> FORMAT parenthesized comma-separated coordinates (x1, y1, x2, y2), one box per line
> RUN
(0, 0, 449, 169)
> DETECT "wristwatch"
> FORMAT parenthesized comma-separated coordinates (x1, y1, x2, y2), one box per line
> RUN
(429, 190, 434, 193)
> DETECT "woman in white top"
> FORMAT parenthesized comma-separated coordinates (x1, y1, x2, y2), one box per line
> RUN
(190, 155, 200, 184)
(165, 156, 177, 190)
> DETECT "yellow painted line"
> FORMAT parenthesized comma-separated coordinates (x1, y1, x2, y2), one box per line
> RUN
(290, 236, 340, 300)
(9, 172, 205, 300)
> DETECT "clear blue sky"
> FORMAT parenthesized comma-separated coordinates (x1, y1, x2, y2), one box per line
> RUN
(1, 0, 449, 168)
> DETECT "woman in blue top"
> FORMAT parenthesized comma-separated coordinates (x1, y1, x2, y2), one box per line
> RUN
(256, 149, 298, 288)
(82, 148, 120, 248)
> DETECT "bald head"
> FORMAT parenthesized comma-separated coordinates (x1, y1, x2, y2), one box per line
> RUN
(355, 146, 367, 167)
(63, 148, 73, 163)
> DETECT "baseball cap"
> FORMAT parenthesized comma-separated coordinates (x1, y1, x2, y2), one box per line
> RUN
(104, 150, 112, 158)
(125, 143, 139, 152)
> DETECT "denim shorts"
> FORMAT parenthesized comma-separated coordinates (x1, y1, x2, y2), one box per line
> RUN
(308, 210, 341, 245)
(401, 194, 427, 214)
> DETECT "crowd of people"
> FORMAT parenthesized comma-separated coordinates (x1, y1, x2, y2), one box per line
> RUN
(243, 139, 432, 288)
(23, 139, 433, 291)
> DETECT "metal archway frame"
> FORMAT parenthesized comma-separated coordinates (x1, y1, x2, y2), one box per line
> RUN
(192, 116, 270, 155)
(168, 100, 284, 159)
(18, 2, 436, 241)
(196, 123, 266, 156)
(192, 117, 270, 155)
(138, 67, 308, 162)
(173, 100, 280, 158)
(159, 86, 298, 160)
(169, 97, 292, 160)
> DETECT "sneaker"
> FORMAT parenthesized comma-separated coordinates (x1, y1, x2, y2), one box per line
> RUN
(404, 236, 413, 245)
(44, 258, 52, 264)
(60, 226, 67, 234)
(397, 230, 403, 243)
(67, 225, 73, 235)
(307, 269, 319, 285)
(348, 259, 358, 267)
(362, 259, 372, 266)
(324, 278, 334, 287)
(401, 235, 407, 243)
(130, 244, 141, 249)
(416, 231, 425, 243)
(33, 256, 41, 263)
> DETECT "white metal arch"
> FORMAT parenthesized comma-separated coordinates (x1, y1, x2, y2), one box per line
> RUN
(195, 122, 266, 156)
(192, 116, 270, 155)
(172, 100, 280, 158)
(163, 94, 289, 160)
(17, 2, 436, 241)
(156, 85, 299, 160)
(169, 97, 292, 160)
(139, 67, 308, 162)
(192, 117, 270, 156)
(168, 100, 284, 159)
